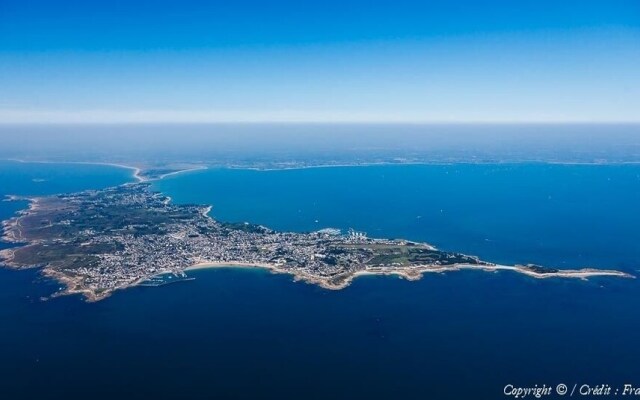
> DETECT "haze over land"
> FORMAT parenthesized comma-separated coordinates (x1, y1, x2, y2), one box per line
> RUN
(1, 124, 639, 167)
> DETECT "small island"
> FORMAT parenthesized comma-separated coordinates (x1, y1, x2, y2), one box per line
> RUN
(0, 178, 634, 302)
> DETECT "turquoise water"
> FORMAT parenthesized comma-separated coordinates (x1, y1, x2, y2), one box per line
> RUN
(154, 164, 640, 271)
(1, 161, 640, 400)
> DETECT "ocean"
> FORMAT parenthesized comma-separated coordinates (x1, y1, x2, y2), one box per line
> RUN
(1, 160, 639, 400)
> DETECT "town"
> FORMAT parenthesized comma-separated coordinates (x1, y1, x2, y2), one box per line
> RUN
(0, 182, 632, 301)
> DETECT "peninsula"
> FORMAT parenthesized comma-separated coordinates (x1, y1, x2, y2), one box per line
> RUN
(0, 180, 633, 301)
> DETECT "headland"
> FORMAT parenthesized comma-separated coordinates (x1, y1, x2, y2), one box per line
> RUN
(0, 165, 633, 302)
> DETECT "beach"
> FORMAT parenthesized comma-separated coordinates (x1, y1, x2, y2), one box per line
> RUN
(182, 260, 634, 293)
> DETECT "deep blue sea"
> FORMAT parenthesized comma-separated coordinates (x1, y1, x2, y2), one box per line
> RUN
(1, 160, 640, 400)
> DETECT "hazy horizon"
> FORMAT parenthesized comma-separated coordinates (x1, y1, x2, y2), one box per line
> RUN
(1, 123, 638, 165)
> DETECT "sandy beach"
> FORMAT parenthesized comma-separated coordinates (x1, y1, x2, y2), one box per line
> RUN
(181, 260, 635, 293)
(186, 261, 282, 272)
(158, 166, 208, 180)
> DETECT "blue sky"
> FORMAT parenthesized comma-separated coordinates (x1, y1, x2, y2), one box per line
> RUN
(0, 0, 638, 123)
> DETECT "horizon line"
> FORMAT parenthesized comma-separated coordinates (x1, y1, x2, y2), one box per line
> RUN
(1, 110, 639, 125)
(1, 121, 639, 126)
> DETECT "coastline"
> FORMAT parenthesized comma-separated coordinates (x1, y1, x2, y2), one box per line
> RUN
(6, 158, 640, 179)
(224, 160, 640, 172)
(0, 159, 636, 303)
(2, 159, 220, 187)
(158, 166, 208, 180)
(183, 260, 635, 292)
(31, 256, 634, 303)
(2, 229, 635, 304)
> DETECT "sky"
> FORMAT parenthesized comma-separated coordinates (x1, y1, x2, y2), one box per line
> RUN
(0, 0, 639, 123)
